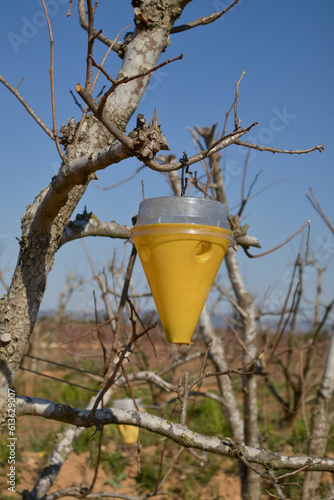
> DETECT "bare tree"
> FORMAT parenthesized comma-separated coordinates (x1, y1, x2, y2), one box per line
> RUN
(0, 2, 331, 500)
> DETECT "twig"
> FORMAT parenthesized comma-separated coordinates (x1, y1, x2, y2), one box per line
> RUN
(19, 366, 97, 392)
(87, 426, 104, 494)
(264, 490, 291, 500)
(299, 351, 310, 437)
(65, 0, 73, 17)
(188, 352, 263, 391)
(73, 25, 130, 147)
(93, 166, 145, 190)
(78, 0, 120, 52)
(156, 447, 184, 490)
(268, 254, 301, 362)
(76, 84, 134, 151)
(0, 77, 53, 138)
(235, 140, 324, 155)
(200, 342, 212, 376)
(306, 187, 334, 233)
(234, 70, 245, 129)
(277, 461, 321, 480)
(23, 354, 100, 377)
(96, 54, 184, 114)
(41, 0, 65, 160)
(127, 298, 157, 357)
(108, 244, 137, 375)
(218, 309, 252, 357)
(240, 148, 251, 214)
(61, 317, 117, 345)
(171, 0, 239, 33)
(89, 322, 156, 416)
(85, 0, 95, 93)
(121, 363, 140, 411)
(93, 291, 108, 371)
(244, 220, 310, 258)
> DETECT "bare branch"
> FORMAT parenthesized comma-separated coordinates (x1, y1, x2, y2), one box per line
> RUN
(234, 70, 245, 129)
(16, 396, 334, 472)
(94, 54, 184, 115)
(78, 0, 120, 53)
(244, 220, 310, 258)
(0, 75, 53, 139)
(41, 0, 65, 160)
(235, 140, 324, 155)
(171, 1, 239, 33)
(306, 187, 334, 233)
(76, 84, 258, 173)
(93, 166, 145, 191)
(40, 486, 165, 499)
(60, 216, 131, 247)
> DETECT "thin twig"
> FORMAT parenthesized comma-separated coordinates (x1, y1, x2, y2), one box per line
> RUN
(19, 366, 97, 392)
(93, 291, 108, 371)
(277, 461, 321, 480)
(87, 426, 104, 494)
(61, 317, 117, 345)
(235, 140, 324, 155)
(240, 148, 251, 214)
(66, 0, 73, 17)
(85, 0, 95, 93)
(218, 309, 252, 357)
(90, 321, 156, 417)
(73, 25, 130, 147)
(306, 187, 334, 233)
(234, 70, 245, 129)
(96, 54, 184, 114)
(157, 447, 184, 490)
(121, 363, 140, 411)
(93, 166, 145, 191)
(78, 0, 120, 52)
(23, 354, 100, 377)
(244, 220, 310, 258)
(269, 254, 301, 362)
(41, 0, 65, 160)
(171, 0, 239, 33)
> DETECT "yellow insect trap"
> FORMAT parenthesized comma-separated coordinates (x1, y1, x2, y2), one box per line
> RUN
(131, 196, 232, 344)
(113, 398, 142, 445)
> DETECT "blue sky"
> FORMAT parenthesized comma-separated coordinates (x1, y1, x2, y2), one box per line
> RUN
(0, 1, 333, 321)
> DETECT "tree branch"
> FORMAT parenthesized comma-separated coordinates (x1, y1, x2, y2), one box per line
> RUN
(306, 187, 334, 233)
(244, 220, 310, 259)
(235, 140, 324, 155)
(78, 0, 120, 53)
(171, 1, 239, 33)
(16, 396, 334, 472)
(41, 0, 65, 160)
(0, 75, 53, 139)
(60, 215, 131, 247)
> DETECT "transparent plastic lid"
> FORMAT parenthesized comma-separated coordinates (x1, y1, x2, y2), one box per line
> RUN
(112, 398, 142, 410)
(133, 196, 230, 229)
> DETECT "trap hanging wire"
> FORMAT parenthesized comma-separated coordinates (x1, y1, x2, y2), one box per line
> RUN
(180, 151, 192, 196)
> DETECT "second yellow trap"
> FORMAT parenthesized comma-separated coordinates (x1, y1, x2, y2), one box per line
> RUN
(131, 197, 232, 344)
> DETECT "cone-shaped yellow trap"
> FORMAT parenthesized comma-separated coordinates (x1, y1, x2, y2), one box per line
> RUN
(113, 399, 142, 445)
(131, 197, 232, 344)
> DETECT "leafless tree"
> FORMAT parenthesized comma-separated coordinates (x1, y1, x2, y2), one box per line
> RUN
(0, 2, 331, 500)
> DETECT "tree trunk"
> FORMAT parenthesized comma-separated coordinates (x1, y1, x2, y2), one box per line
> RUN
(302, 332, 334, 499)
(0, 0, 188, 422)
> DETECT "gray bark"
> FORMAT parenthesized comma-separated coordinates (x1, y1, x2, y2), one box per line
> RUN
(0, 0, 189, 422)
(16, 395, 334, 473)
(302, 332, 334, 499)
